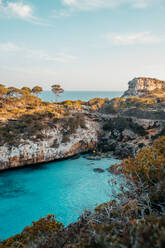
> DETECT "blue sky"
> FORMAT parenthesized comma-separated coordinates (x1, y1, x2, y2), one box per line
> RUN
(0, 0, 165, 91)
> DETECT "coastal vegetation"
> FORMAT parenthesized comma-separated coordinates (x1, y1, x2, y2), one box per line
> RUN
(103, 117, 147, 136)
(0, 79, 165, 247)
(1, 135, 164, 247)
(51, 84, 64, 102)
(0, 85, 89, 146)
(101, 96, 165, 114)
(1, 83, 165, 122)
(0, 82, 165, 162)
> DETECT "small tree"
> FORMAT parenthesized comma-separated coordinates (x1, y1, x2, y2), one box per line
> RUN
(32, 86, 43, 97)
(0, 84, 8, 99)
(21, 87, 32, 94)
(7, 87, 22, 98)
(51, 84, 64, 102)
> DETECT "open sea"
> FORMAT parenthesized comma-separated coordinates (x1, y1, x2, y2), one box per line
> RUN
(39, 90, 123, 102)
(0, 91, 123, 240)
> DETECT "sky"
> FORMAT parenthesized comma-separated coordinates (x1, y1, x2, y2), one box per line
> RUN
(0, 0, 165, 91)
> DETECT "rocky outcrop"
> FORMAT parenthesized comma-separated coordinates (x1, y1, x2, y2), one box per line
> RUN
(0, 107, 164, 171)
(122, 77, 165, 97)
(98, 137, 137, 159)
(121, 108, 165, 120)
(1, 81, 165, 172)
(114, 143, 137, 159)
(0, 120, 100, 171)
(93, 168, 105, 173)
(98, 117, 165, 158)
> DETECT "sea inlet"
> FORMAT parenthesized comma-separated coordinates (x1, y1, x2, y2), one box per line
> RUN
(0, 155, 122, 240)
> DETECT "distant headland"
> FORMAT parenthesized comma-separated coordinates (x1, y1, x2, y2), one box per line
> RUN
(122, 77, 165, 97)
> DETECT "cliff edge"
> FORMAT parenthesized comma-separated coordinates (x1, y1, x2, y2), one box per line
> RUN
(122, 77, 165, 97)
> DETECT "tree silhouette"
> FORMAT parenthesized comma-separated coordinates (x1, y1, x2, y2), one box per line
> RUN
(32, 86, 43, 97)
(21, 87, 32, 94)
(51, 84, 64, 102)
(0, 84, 8, 99)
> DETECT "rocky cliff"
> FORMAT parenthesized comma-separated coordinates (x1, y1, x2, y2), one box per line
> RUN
(122, 77, 165, 97)
(1, 83, 165, 171)
(1, 111, 165, 171)
(0, 119, 100, 170)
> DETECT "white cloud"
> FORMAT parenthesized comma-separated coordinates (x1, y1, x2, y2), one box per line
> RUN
(105, 32, 164, 45)
(0, 1, 50, 25)
(0, 1, 34, 19)
(62, 0, 163, 10)
(7, 2, 33, 19)
(0, 42, 77, 63)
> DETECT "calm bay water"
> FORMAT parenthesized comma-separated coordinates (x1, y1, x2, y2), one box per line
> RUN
(0, 156, 121, 240)
(39, 90, 123, 102)
(0, 91, 123, 240)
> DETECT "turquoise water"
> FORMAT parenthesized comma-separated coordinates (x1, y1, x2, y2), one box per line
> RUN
(0, 155, 121, 240)
(39, 91, 123, 102)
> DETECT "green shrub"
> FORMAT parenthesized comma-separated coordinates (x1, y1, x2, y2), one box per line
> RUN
(1, 215, 64, 248)
(103, 117, 147, 136)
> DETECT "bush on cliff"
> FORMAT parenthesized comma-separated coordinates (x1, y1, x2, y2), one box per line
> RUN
(62, 113, 86, 135)
(0, 215, 64, 248)
(0, 85, 91, 147)
(119, 136, 165, 210)
(103, 117, 147, 136)
(1, 136, 165, 248)
(0, 114, 45, 146)
(152, 126, 165, 140)
(101, 96, 162, 114)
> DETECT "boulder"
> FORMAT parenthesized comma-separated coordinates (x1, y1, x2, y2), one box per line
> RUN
(86, 156, 101, 160)
(93, 168, 105, 173)
(122, 129, 136, 141)
(114, 143, 136, 159)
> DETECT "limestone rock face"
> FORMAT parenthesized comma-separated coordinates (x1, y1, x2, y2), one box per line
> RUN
(122, 77, 165, 97)
(0, 120, 100, 171)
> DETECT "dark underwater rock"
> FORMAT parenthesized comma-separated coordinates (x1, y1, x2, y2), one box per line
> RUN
(93, 168, 105, 173)
(86, 156, 101, 160)
(71, 154, 80, 160)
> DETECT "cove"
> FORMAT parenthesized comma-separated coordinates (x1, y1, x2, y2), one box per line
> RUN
(0, 155, 121, 240)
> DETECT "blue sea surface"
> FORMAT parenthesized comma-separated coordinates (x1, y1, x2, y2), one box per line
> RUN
(39, 91, 123, 102)
(0, 155, 122, 240)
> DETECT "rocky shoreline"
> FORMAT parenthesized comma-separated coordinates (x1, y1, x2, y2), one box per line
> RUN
(0, 77, 165, 171)
(0, 114, 164, 171)
(0, 119, 99, 171)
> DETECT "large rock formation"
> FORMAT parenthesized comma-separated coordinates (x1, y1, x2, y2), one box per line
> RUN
(1, 83, 165, 172)
(122, 77, 165, 97)
(0, 112, 164, 171)
(0, 119, 100, 170)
